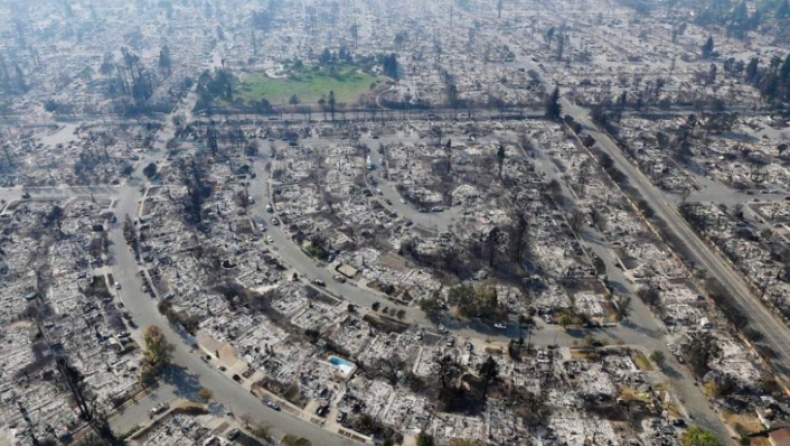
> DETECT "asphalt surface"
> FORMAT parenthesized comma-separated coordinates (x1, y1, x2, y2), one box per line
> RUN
(101, 93, 362, 445)
(565, 99, 790, 364)
(0, 49, 765, 446)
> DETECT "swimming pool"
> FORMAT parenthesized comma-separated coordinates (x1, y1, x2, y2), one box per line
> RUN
(328, 356, 356, 376)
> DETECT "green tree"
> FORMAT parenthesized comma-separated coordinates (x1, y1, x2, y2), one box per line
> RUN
(557, 311, 574, 329)
(545, 87, 562, 121)
(282, 435, 312, 446)
(683, 426, 722, 446)
(419, 294, 443, 319)
(417, 431, 435, 446)
(650, 350, 666, 368)
(142, 325, 175, 381)
(289, 94, 300, 105)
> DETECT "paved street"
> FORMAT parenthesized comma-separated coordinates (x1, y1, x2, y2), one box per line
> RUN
(0, 52, 764, 446)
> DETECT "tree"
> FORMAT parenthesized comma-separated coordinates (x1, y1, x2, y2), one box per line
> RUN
(45, 205, 65, 234)
(142, 325, 175, 380)
(650, 350, 666, 368)
(507, 200, 530, 263)
(707, 63, 717, 85)
(369, 355, 407, 385)
(56, 358, 120, 445)
(478, 356, 500, 399)
(496, 144, 506, 178)
(282, 435, 312, 446)
(557, 312, 574, 330)
(556, 34, 565, 60)
(197, 387, 213, 402)
(568, 209, 585, 233)
(436, 355, 462, 390)
(637, 286, 661, 308)
(614, 296, 632, 320)
(545, 26, 556, 47)
(545, 87, 562, 121)
(143, 162, 157, 179)
(417, 432, 435, 446)
(701, 37, 715, 59)
(328, 91, 336, 121)
(250, 423, 271, 440)
(289, 94, 300, 105)
(419, 295, 443, 319)
(158, 46, 171, 76)
(447, 441, 484, 446)
(486, 226, 501, 266)
(683, 426, 722, 446)
(682, 331, 722, 378)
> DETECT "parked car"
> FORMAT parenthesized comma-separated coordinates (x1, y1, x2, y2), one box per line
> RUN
(333, 275, 347, 283)
(312, 279, 326, 287)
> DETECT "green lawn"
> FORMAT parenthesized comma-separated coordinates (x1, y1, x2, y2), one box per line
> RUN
(235, 65, 385, 107)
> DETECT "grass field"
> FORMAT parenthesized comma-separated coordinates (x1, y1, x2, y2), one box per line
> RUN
(235, 64, 385, 106)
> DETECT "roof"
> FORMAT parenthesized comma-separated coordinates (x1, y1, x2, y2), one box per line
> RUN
(336, 264, 358, 278)
(770, 428, 790, 446)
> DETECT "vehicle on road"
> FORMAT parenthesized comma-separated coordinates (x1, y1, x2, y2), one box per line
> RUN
(226, 428, 240, 440)
(265, 400, 281, 411)
(266, 235, 274, 244)
(150, 402, 169, 416)
(312, 279, 326, 287)
(271, 217, 280, 226)
(385, 198, 393, 205)
(266, 204, 273, 212)
(333, 275, 346, 283)
(493, 323, 507, 330)
(337, 411, 347, 422)
(115, 282, 122, 290)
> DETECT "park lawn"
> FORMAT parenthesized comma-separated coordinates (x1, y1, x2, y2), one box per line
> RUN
(235, 65, 385, 106)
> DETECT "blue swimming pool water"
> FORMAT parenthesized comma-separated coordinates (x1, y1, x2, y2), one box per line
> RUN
(330, 357, 352, 367)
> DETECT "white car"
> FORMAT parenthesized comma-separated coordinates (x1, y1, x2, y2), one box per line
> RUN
(266, 235, 274, 244)
(494, 323, 507, 330)
(150, 402, 169, 415)
(115, 282, 122, 290)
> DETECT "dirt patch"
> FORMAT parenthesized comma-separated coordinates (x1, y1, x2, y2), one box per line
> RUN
(379, 252, 408, 271)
